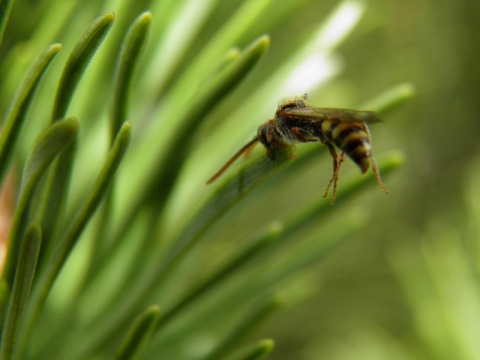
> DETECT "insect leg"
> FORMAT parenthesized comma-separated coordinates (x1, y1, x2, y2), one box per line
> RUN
(323, 143, 344, 204)
(290, 127, 317, 143)
(359, 123, 388, 194)
(370, 155, 389, 194)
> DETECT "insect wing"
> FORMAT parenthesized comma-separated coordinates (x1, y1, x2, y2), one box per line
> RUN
(328, 108, 382, 124)
(282, 107, 382, 124)
(280, 107, 326, 121)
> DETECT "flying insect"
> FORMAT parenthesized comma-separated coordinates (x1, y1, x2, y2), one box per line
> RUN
(207, 94, 388, 204)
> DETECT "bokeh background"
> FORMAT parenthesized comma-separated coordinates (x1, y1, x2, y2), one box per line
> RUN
(1, 0, 480, 359)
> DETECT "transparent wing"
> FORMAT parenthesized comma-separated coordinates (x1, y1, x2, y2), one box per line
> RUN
(281, 106, 382, 124)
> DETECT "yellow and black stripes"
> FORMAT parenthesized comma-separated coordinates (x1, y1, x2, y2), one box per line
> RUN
(321, 120, 372, 173)
(207, 94, 387, 204)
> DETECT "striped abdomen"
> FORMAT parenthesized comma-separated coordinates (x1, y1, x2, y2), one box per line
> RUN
(321, 120, 372, 173)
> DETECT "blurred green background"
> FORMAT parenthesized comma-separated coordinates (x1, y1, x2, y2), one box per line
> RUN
(1, 0, 480, 359)
(264, 1, 480, 359)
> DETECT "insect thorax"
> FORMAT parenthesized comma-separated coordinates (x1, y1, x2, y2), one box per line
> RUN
(275, 115, 319, 143)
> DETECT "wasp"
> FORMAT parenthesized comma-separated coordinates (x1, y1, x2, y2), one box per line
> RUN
(207, 94, 388, 204)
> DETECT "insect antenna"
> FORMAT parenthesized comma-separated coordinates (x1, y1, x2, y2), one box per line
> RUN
(206, 137, 259, 184)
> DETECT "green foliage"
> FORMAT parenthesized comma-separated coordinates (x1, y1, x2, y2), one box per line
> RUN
(2, 1, 457, 359)
(0, 43, 61, 182)
(224, 339, 274, 360)
(0, 225, 40, 360)
(113, 305, 160, 360)
(2, 118, 78, 285)
(51, 12, 115, 122)
(0, 0, 14, 47)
